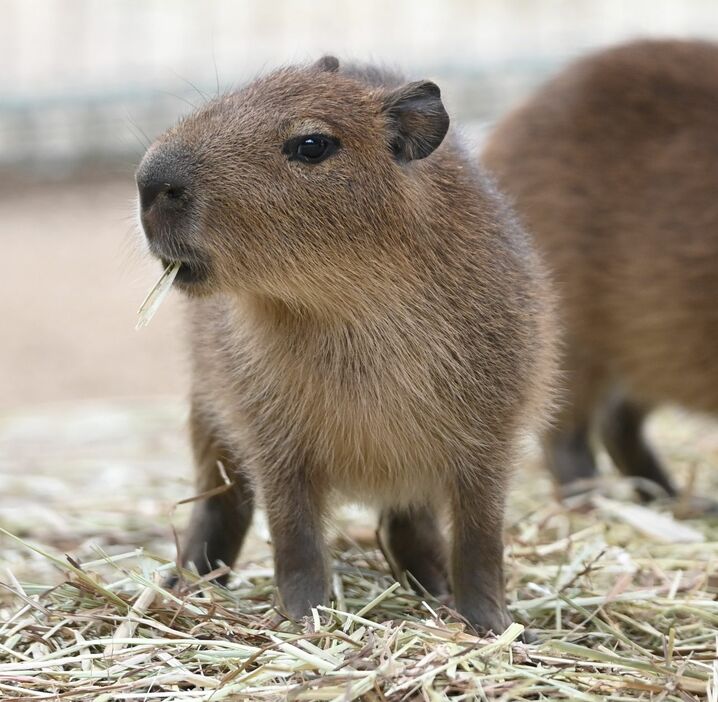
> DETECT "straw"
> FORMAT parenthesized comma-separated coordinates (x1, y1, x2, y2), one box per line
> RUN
(135, 261, 181, 329)
(1, 402, 717, 700)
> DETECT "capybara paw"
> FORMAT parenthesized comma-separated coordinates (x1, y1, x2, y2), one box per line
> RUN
(460, 604, 513, 637)
(276, 580, 326, 622)
(406, 566, 451, 600)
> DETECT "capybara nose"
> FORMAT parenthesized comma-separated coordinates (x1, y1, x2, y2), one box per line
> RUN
(137, 173, 190, 243)
(136, 145, 194, 220)
(138, 179, 186, 212)
(136, 149, 195, 243)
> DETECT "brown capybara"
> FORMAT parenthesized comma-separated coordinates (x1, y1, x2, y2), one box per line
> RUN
(136, 56, 557, 633)
(483, 39, 718, 504)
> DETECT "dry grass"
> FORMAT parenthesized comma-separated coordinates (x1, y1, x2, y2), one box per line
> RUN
(136, 262, 181, 330)
(1, 401, 717, 700)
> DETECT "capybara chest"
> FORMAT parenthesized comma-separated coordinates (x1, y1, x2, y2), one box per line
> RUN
(210, 314, 459, 503)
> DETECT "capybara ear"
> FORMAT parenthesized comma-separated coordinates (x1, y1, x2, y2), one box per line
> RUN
(313, 55, 340, 73)
(381, 81, 449, 162)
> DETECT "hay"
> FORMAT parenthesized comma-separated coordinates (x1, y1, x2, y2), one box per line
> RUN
(1, 402, 717, 700)
(136, 262, 181, 330)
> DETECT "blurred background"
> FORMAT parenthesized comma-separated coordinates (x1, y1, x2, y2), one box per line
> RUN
(3, 0, 718, 410)
(2, 0, 718, 570)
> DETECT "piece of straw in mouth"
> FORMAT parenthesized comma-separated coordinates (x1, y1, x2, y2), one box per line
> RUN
(135, 261, 181, 329)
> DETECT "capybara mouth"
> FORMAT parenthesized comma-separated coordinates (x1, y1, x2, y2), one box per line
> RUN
(160, 258, 209, 286)
(136, 253, 211, 328)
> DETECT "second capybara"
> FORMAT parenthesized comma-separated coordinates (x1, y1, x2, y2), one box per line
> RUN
(136, 56, 557, 633)
(483, 39, 718, 503)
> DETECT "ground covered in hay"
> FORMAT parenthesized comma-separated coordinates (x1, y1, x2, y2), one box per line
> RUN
(1, 400, 717, 701)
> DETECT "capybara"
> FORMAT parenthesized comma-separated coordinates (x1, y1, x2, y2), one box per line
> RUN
(483, 39, 718, 504)
(136, 56, 557, 633)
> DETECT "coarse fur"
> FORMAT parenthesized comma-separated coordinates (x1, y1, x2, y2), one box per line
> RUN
(483, 39, 718, 503)
(136, 57, 557, 633)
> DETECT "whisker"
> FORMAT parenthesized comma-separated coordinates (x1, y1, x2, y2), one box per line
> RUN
(171, 70, 211, 104)
(124, 111, 152, 149)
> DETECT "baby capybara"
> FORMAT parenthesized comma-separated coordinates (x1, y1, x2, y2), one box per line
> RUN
(136, 57, 556, 633)
(484, 39, 718, 503)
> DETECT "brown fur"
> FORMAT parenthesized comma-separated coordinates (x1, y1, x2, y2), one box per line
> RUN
(136, 58, 557, 633)
(483, 39, 718, 501)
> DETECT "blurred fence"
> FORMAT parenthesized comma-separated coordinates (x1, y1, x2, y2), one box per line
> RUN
(2, 0, 718, 172)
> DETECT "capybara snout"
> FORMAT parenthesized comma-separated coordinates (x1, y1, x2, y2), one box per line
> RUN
(136, 142, 209, 286)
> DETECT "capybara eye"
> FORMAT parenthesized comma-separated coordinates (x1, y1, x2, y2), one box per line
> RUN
(298, 137, 327, 160)
(283, 134, 339, 164)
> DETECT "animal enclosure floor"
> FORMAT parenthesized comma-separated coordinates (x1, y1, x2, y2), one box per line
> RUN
(0, 177, 186, 411)
(1, 400, 717, 700)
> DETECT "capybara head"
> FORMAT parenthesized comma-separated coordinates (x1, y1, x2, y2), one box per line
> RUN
(136, 57, 449, 299)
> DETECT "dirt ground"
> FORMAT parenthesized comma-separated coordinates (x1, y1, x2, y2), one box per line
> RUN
(0, 176, 186, 411)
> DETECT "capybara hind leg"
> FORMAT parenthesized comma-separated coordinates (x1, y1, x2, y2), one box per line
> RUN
(378, 506, 449, 597)
(450, 475, 512, 635)
(599, 397, 676, 500)
(544, 421, 599, 497)
(181, 404, 254, 583)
